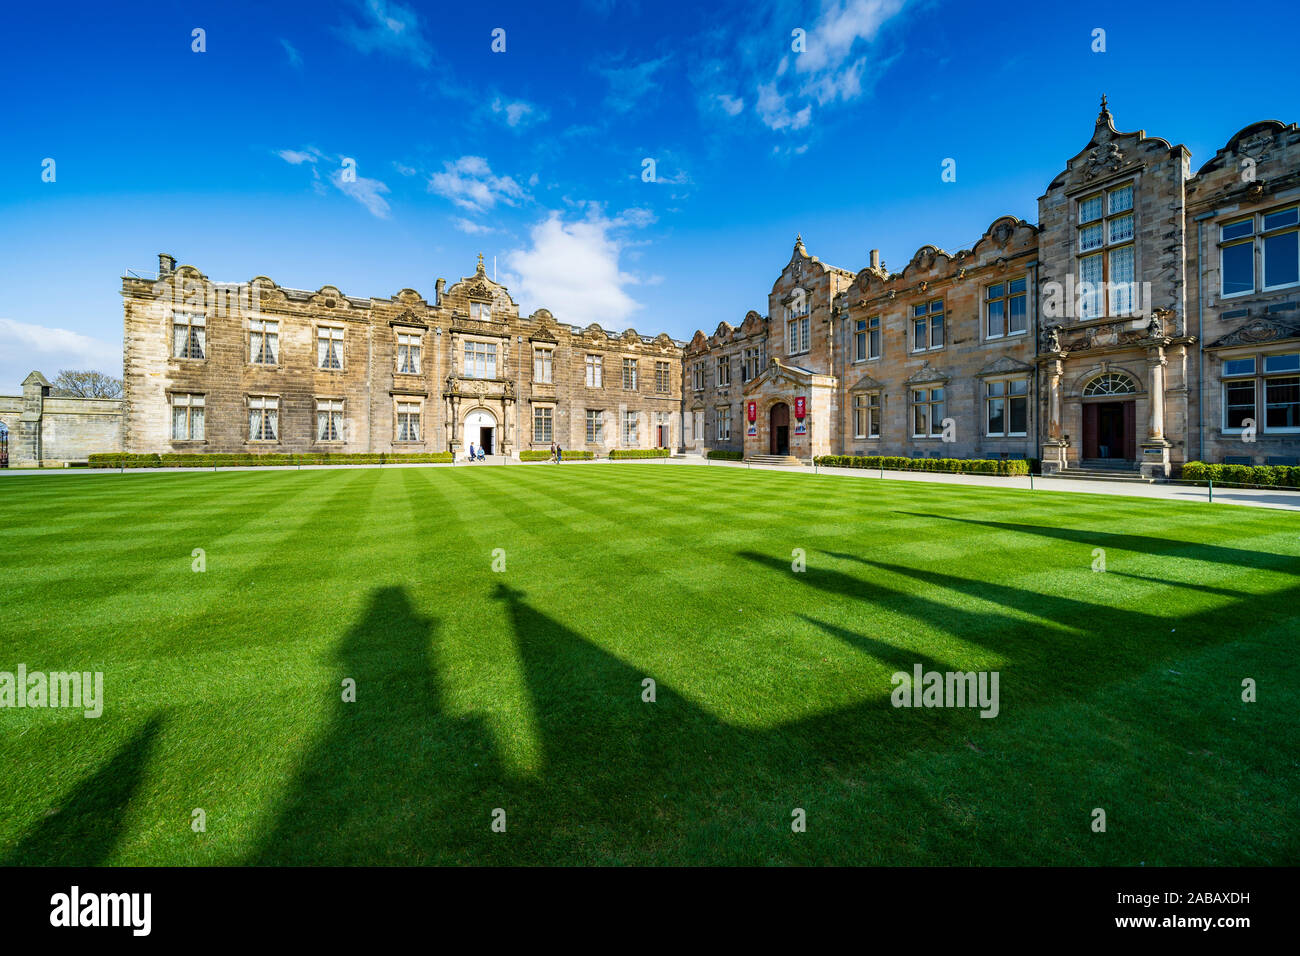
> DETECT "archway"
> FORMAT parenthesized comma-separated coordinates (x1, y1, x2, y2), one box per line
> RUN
(769, 402, 790, 456)
(1081, 372, 1137, 461)
(463, 408, 498, 455)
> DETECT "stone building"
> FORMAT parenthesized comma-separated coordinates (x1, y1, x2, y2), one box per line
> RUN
(683, 101, 1300, 476)
(119, 254, 685, 458)
(7, 100, 1295, 476)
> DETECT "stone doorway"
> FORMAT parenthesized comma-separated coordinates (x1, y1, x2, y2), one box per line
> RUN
(770, 402, 790, 456)
(1083, 400, 1135, 460)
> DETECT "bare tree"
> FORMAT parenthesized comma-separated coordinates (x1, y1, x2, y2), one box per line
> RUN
(52, 370, 123, 399)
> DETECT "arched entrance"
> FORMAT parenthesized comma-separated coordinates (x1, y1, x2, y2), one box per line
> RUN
(1081, 373, 1137, 461)
(0, 421, 8, 468)
(464, 408, 498, 455)
(770, 402, 790, 456)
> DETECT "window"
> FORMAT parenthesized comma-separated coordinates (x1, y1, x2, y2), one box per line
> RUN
(464, 340, 497, 379)
(533, 406, 553, 443)
(1265, 353, 1300, 431)
(911, 387, 945, 438)
(170, 393, 204, 440)
(1221, 206, 1300, 296)
(172, 312, 206, 359)
(248, 396, 278, 442)
(787, 316, 810, 355)
(396, 401, 421, 441)
(316, 399, 344, 442)
(586, 354, 603, 388)
(586, 409, 603, 443)
(985, 279, 1028, 339)
(655, 361, 670, 393)
(854, 316, 881, 361)
(912, 300, 945, 352)
(317, 326, 344, 369)
(622, 410, 638, 445)
(717, 406, 731, 441)
(1082, 373, 1138, 396)
(397, 331, 421, 375)
(1224, 379, 1256, 430)
(622, 358, 638, 390)
(470, 301, 492, 321)
(693, 411, 703, 441)
(742, 346, 767, 381)
(533, 347, 553, 384)
(692, 362, 706, 391)
(853, 392, 880, 439)
(717, 356, 730, 386)
(1077, 182, 1136, 317)
(249, 319, 278, 365)
(986, 379, 1029, 436)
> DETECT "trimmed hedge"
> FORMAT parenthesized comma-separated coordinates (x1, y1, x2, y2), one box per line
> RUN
(608, 448, 671, 460)
(1181, 461, 1300, 488)
(89, 452, 453, 468)
(706, 450, 744, 460)
(518, 450, 595, 461)
(813, 454, 1031, 477)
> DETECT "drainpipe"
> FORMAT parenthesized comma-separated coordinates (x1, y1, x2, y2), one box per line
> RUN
(1194, 212, 1213, 462)
(1030, 258, 1040, 462)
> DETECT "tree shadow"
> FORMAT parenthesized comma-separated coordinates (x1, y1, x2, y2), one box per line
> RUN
(2, 714, 163, 866)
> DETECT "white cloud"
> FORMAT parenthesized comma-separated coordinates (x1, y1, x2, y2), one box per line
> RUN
(337, 0, 433, 69)
(330, 167, 392, 218)
(491, 97, 546, 129)
(280, 39, 303, 69)
(277, 148, 394, 218)
(756, 83, 811, 131)
(0, 319, 121, 396)
(596, 54, 672, 113)
(428, 156, 527, 213)
(753, 0, 908, 131)
(392, 161, 417, 176)
(452, 217, 496, 235)
(504, 210, 652, 328)
(276, 147, 322, 165)
(715, 93, 745, 116)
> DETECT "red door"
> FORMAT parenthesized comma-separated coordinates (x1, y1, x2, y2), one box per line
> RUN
(1082, 404, 1099, 459)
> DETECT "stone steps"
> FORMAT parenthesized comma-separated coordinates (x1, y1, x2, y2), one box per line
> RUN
(745, 455, 803, 466)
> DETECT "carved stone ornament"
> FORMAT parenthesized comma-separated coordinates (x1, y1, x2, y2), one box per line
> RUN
(1083, 141, 1125, 180)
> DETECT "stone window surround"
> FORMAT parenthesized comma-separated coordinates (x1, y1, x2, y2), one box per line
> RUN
(315, 323, 346, 372)
(394, 397, 423, 444)
(315, 396, 346, 444)
(394, 326, 423, 376)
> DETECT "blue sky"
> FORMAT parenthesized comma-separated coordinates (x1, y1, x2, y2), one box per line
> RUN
(2, 0, 1297, 392)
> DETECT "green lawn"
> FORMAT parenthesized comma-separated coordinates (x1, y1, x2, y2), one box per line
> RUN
(0, 464, 1296, 865)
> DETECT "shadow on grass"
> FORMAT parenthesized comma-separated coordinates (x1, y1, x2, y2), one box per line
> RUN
(2, 714, 163, 866)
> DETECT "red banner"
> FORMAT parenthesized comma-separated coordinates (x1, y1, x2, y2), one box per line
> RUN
(747, 401, 756, 423)
(794, 396, 806, 420)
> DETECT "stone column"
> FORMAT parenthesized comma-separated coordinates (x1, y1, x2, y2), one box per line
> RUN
(1039, 358, 1068, 475)
(18, 371, 50, 468)
(1139, 345, 1172, 478)
(1146, 348, 1166, 441)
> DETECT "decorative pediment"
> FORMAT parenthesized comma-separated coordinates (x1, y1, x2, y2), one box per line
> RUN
(742, 357, 814, 395)
(977, 355, 1034, 377)
(903, 361, 950, 385)
(848, 373, 883, 392)
(686, 329, 709, 352)
(390, 309, 427, 328)
(1209, 317, 1300, 349)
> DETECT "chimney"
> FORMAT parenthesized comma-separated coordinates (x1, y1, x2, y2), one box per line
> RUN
(869, 249, 880, 271)
(158, 253, 176, 277)
(434, 277, 446, 306)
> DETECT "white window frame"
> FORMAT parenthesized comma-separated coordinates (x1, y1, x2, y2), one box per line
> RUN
(172, 311, 206, 360)
(716, 405, 731, 441)
(396, 401, 422, 442)
(586, 354, 603, 388)
(534, 346, 553, 384)
(586, 409, 603, 443)
(249, 318, 279, 365)
(396, 330, 422, 375)
(248, 395, 279, 443)
(911, 300, 945, 353)
(170, 393, 205, 441)
(853, 391, 880, 439)
(316, 398, 344, 443)
(533, 405, 553, 444)
(911, 387, 945, 438)
(985, 378, 1029, 437)
(317, 325, 345, 370)
(463, 339, 497, 380)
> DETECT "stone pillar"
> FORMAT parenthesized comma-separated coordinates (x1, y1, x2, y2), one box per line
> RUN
(1039, 357, 1068, 475)
(17, 371, 50, 468)
(1139, 346, 1172, 478)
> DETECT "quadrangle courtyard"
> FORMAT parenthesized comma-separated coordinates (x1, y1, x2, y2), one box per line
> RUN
(0, 463, 1295, 865)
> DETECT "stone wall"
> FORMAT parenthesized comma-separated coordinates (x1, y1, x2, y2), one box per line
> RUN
(0, 372, 124, 467)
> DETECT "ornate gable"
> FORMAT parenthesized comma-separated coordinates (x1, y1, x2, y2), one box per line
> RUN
(977, 355, 1034, 377)
(1208, 317, 1300, 349)
(903, 361, 950, 385)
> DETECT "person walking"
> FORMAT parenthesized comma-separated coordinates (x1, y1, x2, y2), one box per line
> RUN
(467, 442, 477, 462)
(557, 443, 563, 463)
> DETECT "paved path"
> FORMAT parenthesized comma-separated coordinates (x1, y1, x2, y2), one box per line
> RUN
(4, 456, 1298, 511)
